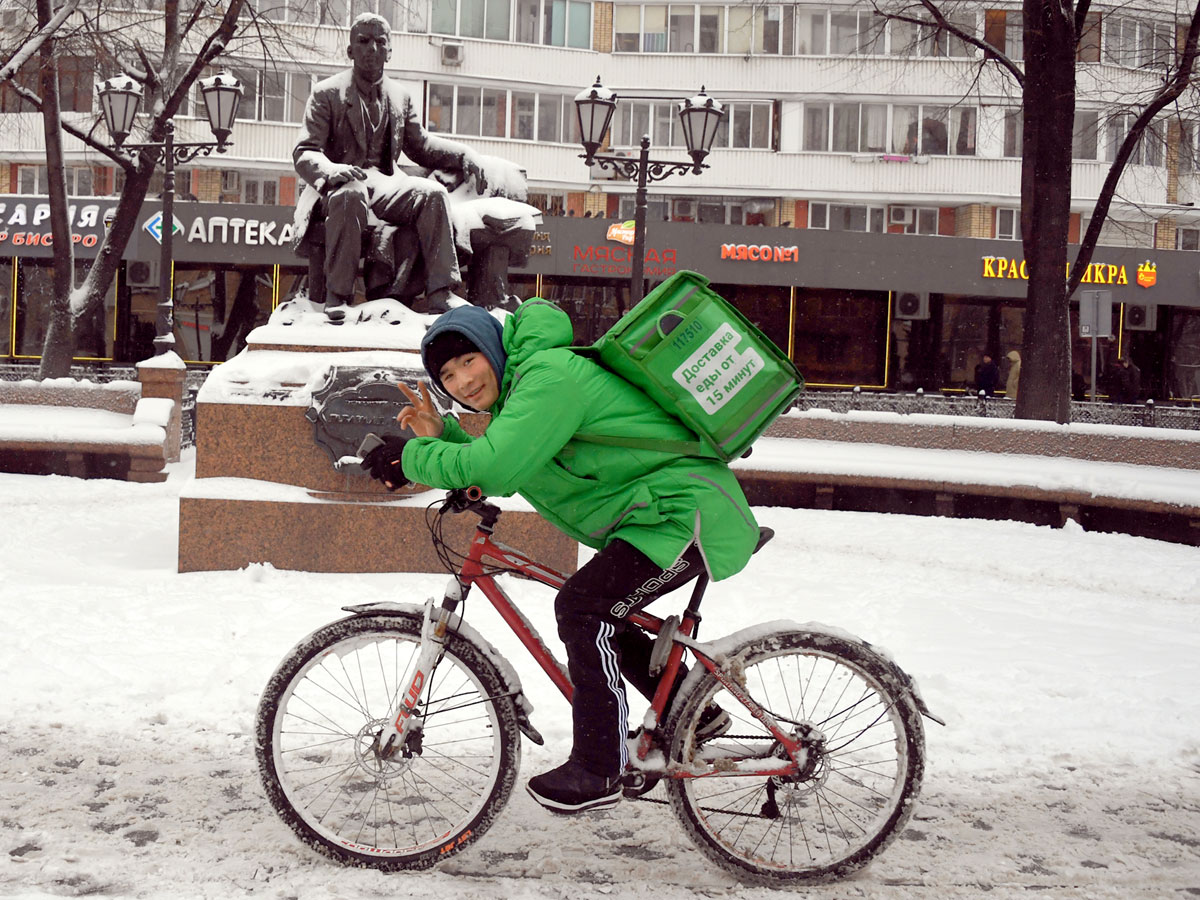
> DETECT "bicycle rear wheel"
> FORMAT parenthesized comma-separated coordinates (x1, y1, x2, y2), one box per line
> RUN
(255, 613, 521, 869)
(664, 629, 925, 885)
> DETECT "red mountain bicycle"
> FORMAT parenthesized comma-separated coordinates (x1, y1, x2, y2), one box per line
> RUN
(255, 486, 940, 885)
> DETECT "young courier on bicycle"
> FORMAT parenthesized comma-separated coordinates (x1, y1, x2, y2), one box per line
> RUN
(361, 301, 761, 814)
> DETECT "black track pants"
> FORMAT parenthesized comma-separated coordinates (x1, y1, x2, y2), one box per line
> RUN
(554, 539, 706, 779)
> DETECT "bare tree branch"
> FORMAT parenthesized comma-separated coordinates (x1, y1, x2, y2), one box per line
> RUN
(1068, 1, 1200, 295)
(0, 0, 80, 83)
(870, 0, 1025, 84)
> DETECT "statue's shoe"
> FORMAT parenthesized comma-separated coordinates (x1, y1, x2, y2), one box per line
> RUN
(425, 292, 468, 314)
(324, 304, 351, 324)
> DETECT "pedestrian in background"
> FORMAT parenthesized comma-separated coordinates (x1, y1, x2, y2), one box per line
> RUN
(1005, 350, 1021, 402)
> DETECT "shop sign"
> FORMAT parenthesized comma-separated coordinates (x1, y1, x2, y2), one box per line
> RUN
(0, 200, 112, 249)
(981, 255, 1153, 288)
(720, 243, 799, 263)
(572, 243, 677, 277)
(1136, 261, 1156, 288)
(529, 230, 552, 256)
(181, 214, 296, 248)
(607, 221, 636, 245)
(142, 211, 184, 244)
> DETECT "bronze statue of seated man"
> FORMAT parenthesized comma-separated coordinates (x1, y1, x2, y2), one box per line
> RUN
(292, 13, 532, 321)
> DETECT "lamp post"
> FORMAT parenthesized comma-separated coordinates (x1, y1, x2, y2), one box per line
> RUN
(97, 72, 243, 356)
(574, 77, 724, 304)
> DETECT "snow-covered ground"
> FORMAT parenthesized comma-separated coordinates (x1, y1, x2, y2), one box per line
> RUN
(2, 452, 1199, 900)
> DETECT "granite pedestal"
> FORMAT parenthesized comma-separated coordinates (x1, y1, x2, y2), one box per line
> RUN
(178, 307, 578, 575)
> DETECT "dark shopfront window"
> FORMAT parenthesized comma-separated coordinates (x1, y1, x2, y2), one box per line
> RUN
(537, 276, 633, 345)
(793, 288, 890, 387)
(127, 265, 274, 364)
(891, 295, 1025, 393)
(0, 259, 10, 357)
(710, 282, 792, 358)
(15, 260, 114, 360)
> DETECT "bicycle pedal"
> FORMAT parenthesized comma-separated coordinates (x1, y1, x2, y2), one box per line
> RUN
(621, 771, 661, 799)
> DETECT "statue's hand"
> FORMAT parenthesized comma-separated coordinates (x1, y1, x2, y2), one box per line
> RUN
(462, 156, 488, 195)
(325, 164, 367, 190)
(397, 381, 444, 438)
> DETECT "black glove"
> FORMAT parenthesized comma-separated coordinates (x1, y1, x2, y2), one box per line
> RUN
(360, 435, 410, 490)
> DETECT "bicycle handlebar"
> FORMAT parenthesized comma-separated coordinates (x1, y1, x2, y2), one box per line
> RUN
(442, 487, 501, 526)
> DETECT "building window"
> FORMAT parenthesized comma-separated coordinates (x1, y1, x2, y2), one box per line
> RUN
(1181, 121, 1199, 173)
(1106, 112, 1164, 167)
(513, 0, 590, 47)
(527, 191, 567, 215)
(809, 201, 885, 232)
(432, 0, 512, 40)
(260, 0, 428, 31)
(243, 176, 279, 205)
(984, 9, 1023, 61)
(194, 68, 305, 125)
(805, 102, 976, 156)
(1072, 110, 1100, 160)
(16, 165, 46, 194)
(890, 12, 974, 57)
(1103, 16, 1173, 69)
(889, 206, 939, 234)
(1003, 107, 1022, 157)
(613, 2, 798, 55)
(426, 82, 577, 142)
(1177, 227, 1200, 251)
(12, 165, 95, 196)
(610, 98, 772, 149)
(0, 55, 93, 112)
(996, 207, 1021, 240)
(712, 101, 774, 149)
(618, 195, 668, 221)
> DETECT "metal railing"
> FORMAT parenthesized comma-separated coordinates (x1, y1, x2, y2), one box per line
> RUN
(1, 363, 208, 449)
(4, 363, 1198, 449)
(793, 387, 1200, 431)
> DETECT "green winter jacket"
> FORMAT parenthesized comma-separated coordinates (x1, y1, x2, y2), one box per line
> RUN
(401, 300, 760, 580)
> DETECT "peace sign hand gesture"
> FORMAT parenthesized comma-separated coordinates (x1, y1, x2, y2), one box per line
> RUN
(396, 381, 444, 438)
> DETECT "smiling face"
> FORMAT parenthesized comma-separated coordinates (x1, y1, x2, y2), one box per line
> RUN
(347, 18, 391, 82)
(439, 351, 499, 410)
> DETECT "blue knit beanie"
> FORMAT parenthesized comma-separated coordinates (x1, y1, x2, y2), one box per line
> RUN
(420, 306, 507, 399)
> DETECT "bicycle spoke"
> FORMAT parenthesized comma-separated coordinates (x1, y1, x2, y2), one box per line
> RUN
(259, 619, 519, 867)
(666, 632, 923, 884)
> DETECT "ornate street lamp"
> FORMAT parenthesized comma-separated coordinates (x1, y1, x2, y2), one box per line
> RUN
(97, 71, 243, 355)
(574, 78, 724, 303)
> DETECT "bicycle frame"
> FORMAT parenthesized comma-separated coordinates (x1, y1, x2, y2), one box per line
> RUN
(440, 502, 807, 779)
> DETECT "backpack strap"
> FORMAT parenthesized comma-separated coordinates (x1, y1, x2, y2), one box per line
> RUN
(572, 431, 718, 458)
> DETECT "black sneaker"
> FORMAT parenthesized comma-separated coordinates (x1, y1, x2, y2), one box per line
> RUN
(695, 705, 732, 741)
(526, 760, 622, 814)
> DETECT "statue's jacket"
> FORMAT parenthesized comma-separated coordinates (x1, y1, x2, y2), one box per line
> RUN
(401, 300, 761, 581)
(291, 69, 472, 253)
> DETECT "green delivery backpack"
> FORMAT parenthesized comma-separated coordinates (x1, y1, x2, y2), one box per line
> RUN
(574, 270, 804, 462)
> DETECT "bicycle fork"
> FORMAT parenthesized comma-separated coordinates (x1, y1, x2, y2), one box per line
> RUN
(372, 585, 463, 761)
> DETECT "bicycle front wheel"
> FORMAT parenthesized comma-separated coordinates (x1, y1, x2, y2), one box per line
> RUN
(255, 613, 522, 869)
(664, 629, 925, 885)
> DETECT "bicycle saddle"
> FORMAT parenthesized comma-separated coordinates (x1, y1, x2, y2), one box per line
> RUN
(754, 526, 774, 554)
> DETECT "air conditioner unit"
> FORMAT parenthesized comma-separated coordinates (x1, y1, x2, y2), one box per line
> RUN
(126, 260, 159, 288)
(441, 40, 464, 66)
(1125, 302, 1157, 331)
(894, 290, 930, 320)
(673, 200, 696, 219)
(889, 206, 915, 226)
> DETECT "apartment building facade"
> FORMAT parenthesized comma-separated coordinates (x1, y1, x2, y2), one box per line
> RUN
(1, 0, 1198, 399)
